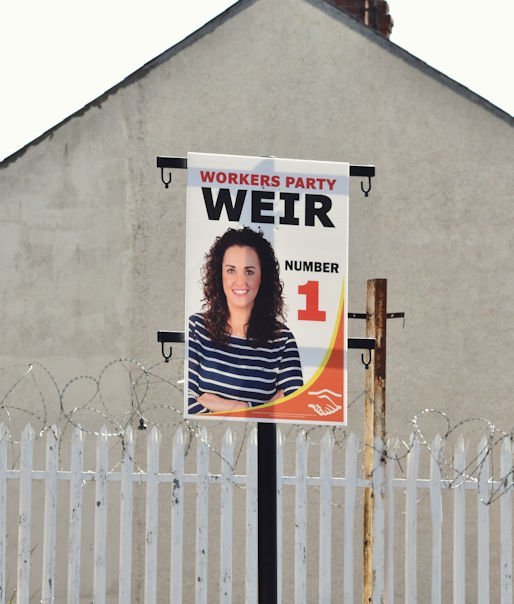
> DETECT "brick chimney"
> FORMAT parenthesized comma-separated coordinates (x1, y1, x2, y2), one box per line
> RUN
(330, 0, 394, 38)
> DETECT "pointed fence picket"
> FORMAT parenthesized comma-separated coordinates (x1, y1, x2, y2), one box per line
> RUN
(245, 428, 258, 604)
(170, 428, 184, 604)
(0, 424, 7, 604)
(405, 436, 420, 603)
(295, 431, 308, 604)
(17, 424, 34, 604)
(500, 438, 512, 604)
(429, 434, 443, 604)
(220, 429, 234, 604)
(196, 427, 210, 604)
(319, 431, 333, 604)
(94, 427, 109, 604)
(371, 437, 385, 603)
(119, 426, 134, 603)
(145, 427, 160, 604)
(477, 435, 490, 604)
(0, 423, 511, 603)
(41, 428, 58, 604)
(343, 432, 358, 604)
(453, 437, 467, 604)
(384, 437, 396, 604)
(67, 426, 84, 603)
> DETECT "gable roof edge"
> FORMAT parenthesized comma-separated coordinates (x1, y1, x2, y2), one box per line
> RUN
(316, 0, 513, 126)
(0, 0, 255, 169)
(2, 0, 511, 168)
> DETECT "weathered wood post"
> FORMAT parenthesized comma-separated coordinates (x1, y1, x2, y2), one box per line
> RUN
(363, 278, 387, 603)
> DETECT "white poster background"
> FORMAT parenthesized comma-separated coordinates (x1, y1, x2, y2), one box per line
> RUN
(185, 152, 348, 425)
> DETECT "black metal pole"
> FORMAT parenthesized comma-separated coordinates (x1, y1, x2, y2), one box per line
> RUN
(257, 422, 278, 604)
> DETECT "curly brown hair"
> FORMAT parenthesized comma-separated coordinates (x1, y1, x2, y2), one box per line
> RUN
(201, 227, 285, 347)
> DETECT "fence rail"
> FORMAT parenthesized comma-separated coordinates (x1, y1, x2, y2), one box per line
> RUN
(0, 423, 512, 603)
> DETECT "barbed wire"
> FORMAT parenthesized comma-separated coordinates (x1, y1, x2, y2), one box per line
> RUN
(0, 357, 512, 504)
(408, 408, 513, 505)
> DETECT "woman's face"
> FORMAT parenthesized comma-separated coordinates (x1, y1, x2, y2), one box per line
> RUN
(222, 245, 262, 313)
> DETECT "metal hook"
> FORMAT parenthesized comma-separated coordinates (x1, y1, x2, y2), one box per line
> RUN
(138, 418, 147, 430)
(360, 176, 372, 197)
(160, 167, 172, 189)
(361, 349, 372, 369)
(161, 342, 172, 362)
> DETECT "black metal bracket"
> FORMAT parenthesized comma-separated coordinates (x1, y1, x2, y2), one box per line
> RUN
(157, 157, 187, 188)
(347, 337, 376, 350)
(157, 330, 375, 367)
(348, 311, 404, 367)
(157, 156, 375, 196)
(349, 311, 405, 330)
(348, 337, 375, 369)
(157, 330, 185, 362)
(349, 312, 405, 320)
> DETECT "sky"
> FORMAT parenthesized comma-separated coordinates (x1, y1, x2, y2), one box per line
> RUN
(0, 0, 512, 162)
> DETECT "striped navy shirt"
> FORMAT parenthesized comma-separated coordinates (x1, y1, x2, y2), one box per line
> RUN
(188, 313, 303, 414)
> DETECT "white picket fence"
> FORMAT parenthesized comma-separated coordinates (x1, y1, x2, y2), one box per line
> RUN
(0, 423, 512, 603)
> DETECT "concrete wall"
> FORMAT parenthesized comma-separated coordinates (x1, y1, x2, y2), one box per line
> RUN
(2, 0, 513, 430)
(1, 0, 513, 599)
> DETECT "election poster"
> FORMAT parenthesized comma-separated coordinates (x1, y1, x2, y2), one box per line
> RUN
(184, 152, 349, 425)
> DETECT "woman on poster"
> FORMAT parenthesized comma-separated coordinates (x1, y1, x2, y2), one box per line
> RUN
(188, 226, 303, 414)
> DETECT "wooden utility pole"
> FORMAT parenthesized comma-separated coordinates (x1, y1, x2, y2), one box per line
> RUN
(362, 279, 387, 603)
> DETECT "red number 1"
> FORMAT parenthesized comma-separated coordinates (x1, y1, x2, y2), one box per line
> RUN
(298, 280, 326, 322)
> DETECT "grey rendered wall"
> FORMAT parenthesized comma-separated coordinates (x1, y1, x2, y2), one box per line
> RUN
(2, 0, 513, 428)
(1, 0, 513, 600)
